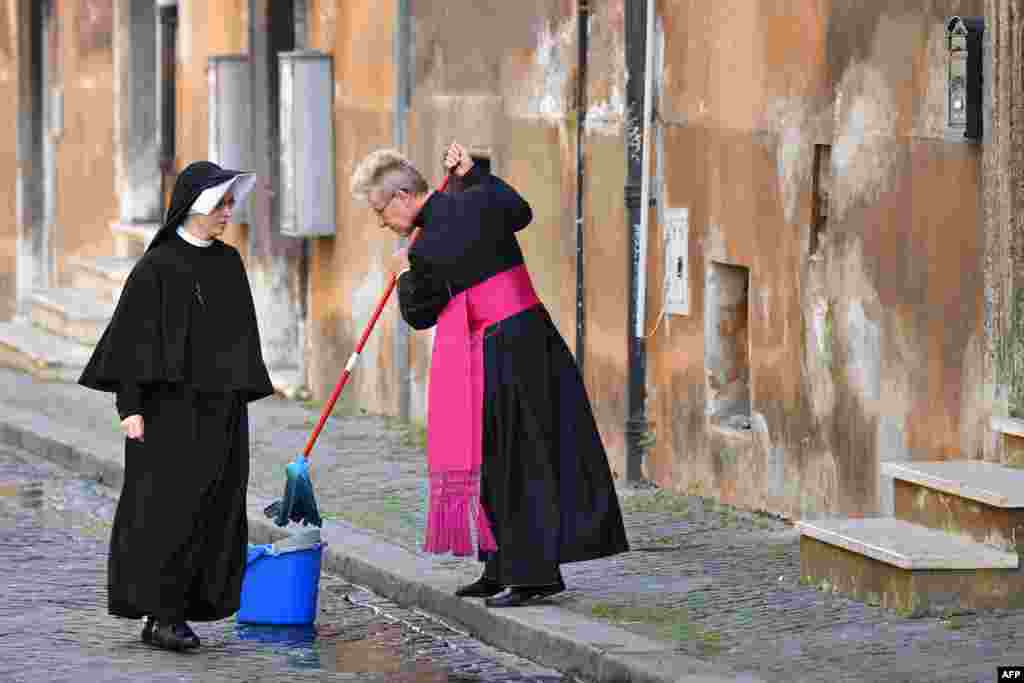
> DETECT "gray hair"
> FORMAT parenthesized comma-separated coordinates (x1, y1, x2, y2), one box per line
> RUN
(349, 149, 428, 203)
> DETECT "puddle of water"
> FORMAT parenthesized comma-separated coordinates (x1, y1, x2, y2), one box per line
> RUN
(234, 623, 323, 670)
(321, 622, 454, 681)
(235, 623, 318, 647)
(234, 621, 480, 680)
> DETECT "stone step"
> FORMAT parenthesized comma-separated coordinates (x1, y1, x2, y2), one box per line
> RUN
(0, 320, 307, 400)
(66, 254, 136, 303)
(797, 517, 1018, 570)
(0, 319, 92, 383)
(991, 415, 1024, 469)
(882, 460, 1024, 553)
(110, 221, 160, 259)
(797, 516, 1023, 616)
(27, 288, 114, 346)
(990, 415, 1024, 439)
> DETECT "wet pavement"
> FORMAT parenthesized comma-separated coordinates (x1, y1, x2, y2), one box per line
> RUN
(0, 442, 567, 682)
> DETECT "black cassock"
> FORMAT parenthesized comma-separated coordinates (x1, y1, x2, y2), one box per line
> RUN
(79, 162, 274, 622)
(398, 165, 629, 586)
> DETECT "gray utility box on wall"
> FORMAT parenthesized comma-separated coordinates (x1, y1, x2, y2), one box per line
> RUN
(279, 50, 336, 237)
(208, 55, 253, 223)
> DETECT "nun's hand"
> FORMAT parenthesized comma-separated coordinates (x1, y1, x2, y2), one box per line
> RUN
(388, 248, 410, 279)
(121, 415, 145, 442)
(443, 142, 474, 177)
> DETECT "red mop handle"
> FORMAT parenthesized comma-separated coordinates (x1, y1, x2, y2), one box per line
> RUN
(302, 173, 452, 458)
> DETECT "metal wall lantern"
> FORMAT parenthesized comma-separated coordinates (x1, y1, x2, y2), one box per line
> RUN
(946, 16, 984, 140)
(208, 54, 253, 222)
(279, 50, 336, 237)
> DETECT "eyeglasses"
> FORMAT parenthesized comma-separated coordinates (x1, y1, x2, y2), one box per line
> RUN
(371, 189, 407, 225)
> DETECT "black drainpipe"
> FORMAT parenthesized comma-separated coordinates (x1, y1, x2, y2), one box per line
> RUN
(624, 0, 648, 483)
(575, 0, 588, 374)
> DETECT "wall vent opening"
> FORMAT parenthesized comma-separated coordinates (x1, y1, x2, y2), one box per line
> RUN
(705, 262, 751, 430)
(810, 144, 831, 257)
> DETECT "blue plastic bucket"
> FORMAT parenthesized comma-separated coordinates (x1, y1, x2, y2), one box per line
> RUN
(238, 536, 325, 625)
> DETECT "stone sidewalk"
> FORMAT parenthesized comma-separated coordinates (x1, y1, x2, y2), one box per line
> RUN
(0, 367, 1018, 682)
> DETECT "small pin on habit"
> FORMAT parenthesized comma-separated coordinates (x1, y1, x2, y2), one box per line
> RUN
(194, 282, 205, 307)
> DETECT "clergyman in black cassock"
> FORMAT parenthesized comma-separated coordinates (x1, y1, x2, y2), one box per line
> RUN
(351, 143, 629, 608)
(78, 161, 273, 650)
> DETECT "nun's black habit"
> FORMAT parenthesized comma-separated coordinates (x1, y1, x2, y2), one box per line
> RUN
(397, 164, 629, 588)
(79, 161, 274, 623)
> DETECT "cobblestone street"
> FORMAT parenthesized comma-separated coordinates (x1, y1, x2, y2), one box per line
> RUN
(0, 442, 566, 682)
(0, 368, 1021, 682)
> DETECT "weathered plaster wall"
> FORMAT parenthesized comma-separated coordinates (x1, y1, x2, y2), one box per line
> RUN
(0, 0, 18, 320)
(54, 0, 118, 274)
(583, 131, 630, 477)
(575, 1, 630, 476)
(305, 0, 400, 415)
(402, 1, 576, 429)
(982, 0, 1024, 465)
(646, 0, 986, 519)
(175, 0, 246, 176)
(174, 0, 248, 253)
(175, 0, 248, 257)
(399, 0, 630, 475)
(300, 0, 630, 473)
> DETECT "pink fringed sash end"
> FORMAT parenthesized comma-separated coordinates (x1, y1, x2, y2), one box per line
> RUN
(423, 471, 497, 556)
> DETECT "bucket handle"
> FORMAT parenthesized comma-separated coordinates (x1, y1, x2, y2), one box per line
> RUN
(246, 542, 326, 567)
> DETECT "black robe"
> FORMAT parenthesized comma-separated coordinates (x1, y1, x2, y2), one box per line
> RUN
(79, 161, 274, 622)
(398, 165, 629, 586)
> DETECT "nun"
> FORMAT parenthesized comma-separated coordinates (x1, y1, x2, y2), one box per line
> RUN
(79, 161, 274, 651)
(350, 143, 629, 607)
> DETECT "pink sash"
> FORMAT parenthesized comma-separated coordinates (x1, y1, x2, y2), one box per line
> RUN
(422, 264, 541, 556)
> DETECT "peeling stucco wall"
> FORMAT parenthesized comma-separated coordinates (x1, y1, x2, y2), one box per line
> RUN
(175, 0, 247, 183)
(395, 0, 632, 478)
(831, 64, 900, 224)
(646, 0, 987, 519)
(983, 0, 1024, 466)
(305, 0, 399, 415)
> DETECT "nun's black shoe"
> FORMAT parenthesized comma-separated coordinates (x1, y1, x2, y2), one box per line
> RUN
(141, 617, 154, 644)
(454, 576, 504, 598)
(147, 620, 200, 651)
(484, 581, 565, 608)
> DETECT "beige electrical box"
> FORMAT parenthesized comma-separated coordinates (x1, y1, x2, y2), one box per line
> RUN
(279, 50, 336, 237)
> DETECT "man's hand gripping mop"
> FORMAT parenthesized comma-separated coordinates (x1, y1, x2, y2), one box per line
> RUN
(264, 173, 452, 528)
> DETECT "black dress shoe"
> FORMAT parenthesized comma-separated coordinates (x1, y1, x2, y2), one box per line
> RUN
(484, 581, 565, 608)
(454, 576, 504, 598)
(141, 617, 154, 644)
(147, 620, 200, 651)
(178, 622, 201, 648)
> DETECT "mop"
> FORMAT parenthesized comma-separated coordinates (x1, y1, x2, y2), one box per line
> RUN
(265, 172, 452, 528)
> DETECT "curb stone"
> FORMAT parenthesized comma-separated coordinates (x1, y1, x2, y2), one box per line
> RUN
(0, 402, 764, 683)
